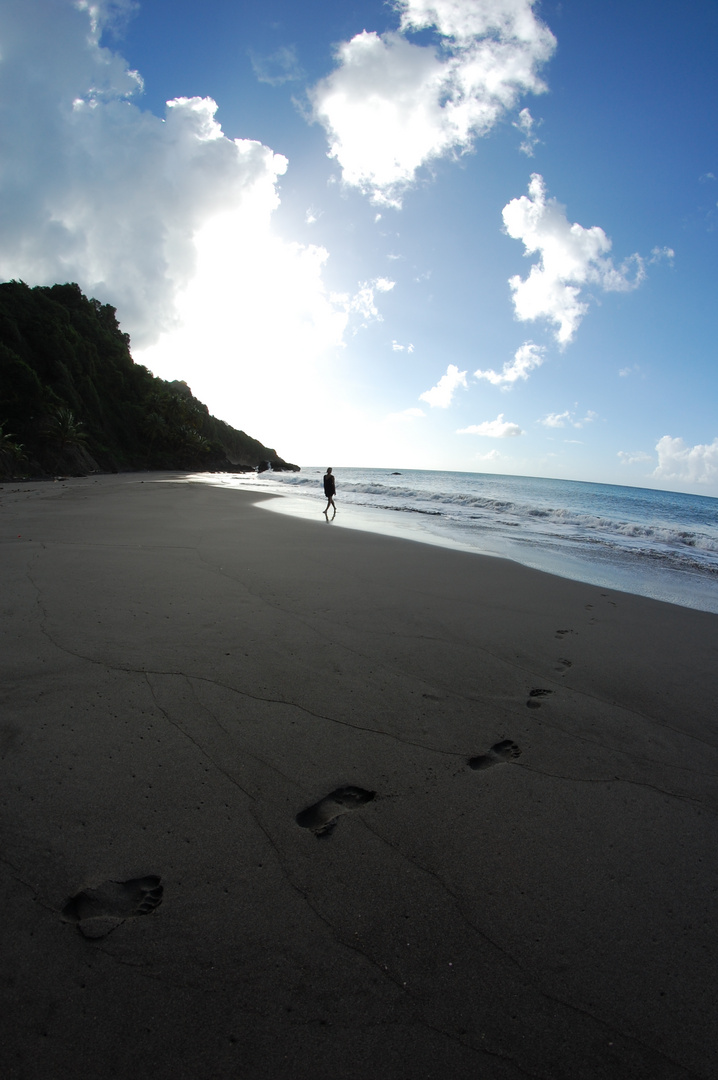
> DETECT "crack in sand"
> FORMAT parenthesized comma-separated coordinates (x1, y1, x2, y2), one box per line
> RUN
(143, 675, 256, 802)
(147, 667, 464, 758)
(247, 806, 542, 1072)
(514, 763, 717, 811)
(256, 799, 692, 1079)
(28, 596, 470, 759)
(24, 551, 718, 782)
(242, 808, 505, 1060)
(23, 582, 718, 814)
(359, 817, 525, 969)
(182, 676, 299, 789)
(357, 818, 702, 1078)
(19, 563, 467, 761)
(0, 854, 58, 913)
(518, 712, 718, 781)
(199, 559, 718, 763)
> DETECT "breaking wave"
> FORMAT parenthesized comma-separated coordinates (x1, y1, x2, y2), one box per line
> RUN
(204, 466, 718, 609)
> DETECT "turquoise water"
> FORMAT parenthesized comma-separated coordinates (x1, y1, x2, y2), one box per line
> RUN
(189, 468, 718, 614)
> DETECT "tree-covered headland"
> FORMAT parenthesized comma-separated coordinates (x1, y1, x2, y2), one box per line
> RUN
(0, 281, 298, 479)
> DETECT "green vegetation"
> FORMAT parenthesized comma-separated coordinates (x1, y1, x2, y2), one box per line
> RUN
(0, 281, 298, 479)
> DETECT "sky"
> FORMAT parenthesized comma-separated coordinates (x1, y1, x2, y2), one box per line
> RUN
(1, 0, 717, 494)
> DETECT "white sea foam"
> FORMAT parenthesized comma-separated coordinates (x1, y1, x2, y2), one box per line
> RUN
(192, 467, 718, 612)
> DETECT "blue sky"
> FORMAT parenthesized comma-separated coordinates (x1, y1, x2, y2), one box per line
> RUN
(2, 1, 717, 493)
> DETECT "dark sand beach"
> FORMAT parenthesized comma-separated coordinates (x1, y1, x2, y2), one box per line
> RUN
(1, 474, 717, 1080)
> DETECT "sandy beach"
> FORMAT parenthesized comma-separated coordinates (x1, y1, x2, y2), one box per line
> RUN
(1, 473, 717, 1080)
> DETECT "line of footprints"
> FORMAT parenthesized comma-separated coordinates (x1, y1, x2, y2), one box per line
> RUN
(62, 738, 522, 936)
(63, 670, 565, 935)
(296, 668, 566, 839)
(297, 736, 523, 840)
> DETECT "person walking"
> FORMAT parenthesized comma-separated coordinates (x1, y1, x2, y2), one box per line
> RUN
(323, 467, 336, 517)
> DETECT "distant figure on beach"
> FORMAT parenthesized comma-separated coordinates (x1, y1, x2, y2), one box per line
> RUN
(323, 467, 336, 518)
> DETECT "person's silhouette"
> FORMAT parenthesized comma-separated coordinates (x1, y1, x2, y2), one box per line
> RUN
(323, 467, 336, 518)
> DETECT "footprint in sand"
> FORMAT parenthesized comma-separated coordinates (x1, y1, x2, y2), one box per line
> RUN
(527, 687, 553, 709)
(62, 875, 163, 939)
(554, 658, 572, 674)
(468, 740, 521, 771)
(296, 786, 375, 838)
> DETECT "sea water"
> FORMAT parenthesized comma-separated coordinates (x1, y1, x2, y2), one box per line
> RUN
(189, 468, 718, 614)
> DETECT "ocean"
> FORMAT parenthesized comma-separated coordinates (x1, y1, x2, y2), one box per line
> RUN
(189, 467, 718, 614)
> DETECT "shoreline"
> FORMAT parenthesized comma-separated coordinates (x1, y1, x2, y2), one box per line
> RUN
(2, 474, 717, 1079)
(183, 470, 718, 615)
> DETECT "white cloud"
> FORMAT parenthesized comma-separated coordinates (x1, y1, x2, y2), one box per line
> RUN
(539, 407, 596, 429)
(309, 0, 555, 206)
(419, 363, 468, 407)
(392, 339, 415, 352)
(474, 341, 544, 386)
(540, 410, 571, 428)
(512, 107, 540, 156)
(458, 413, 523, 437)
(653, 435, 718, 485)
(250, 45, 304, 86)
(503, 174, 646, 344)
(0, 0, 401, 463)
(339, 277, 395, 327)
(476, 449, 501, 461)
(649, 246, 674, 263)
(618, 450, 652, 465)
(0, 0, 291, 349)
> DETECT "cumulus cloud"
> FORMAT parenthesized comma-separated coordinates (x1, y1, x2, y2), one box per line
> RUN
(419, 363, 468, 407)
(0, 0, 401, 461)
(474, 341, 544, 386)
(309, 0, 555, 206)
(653, 435, 718, 485)
(503, 174, 647, 345)
(458, 413, 523, 437)
(392, 340, 415, 352)
(0, 0, 292, 348)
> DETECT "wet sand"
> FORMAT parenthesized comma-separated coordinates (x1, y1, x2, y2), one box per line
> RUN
(1, 473, 717, 1079)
